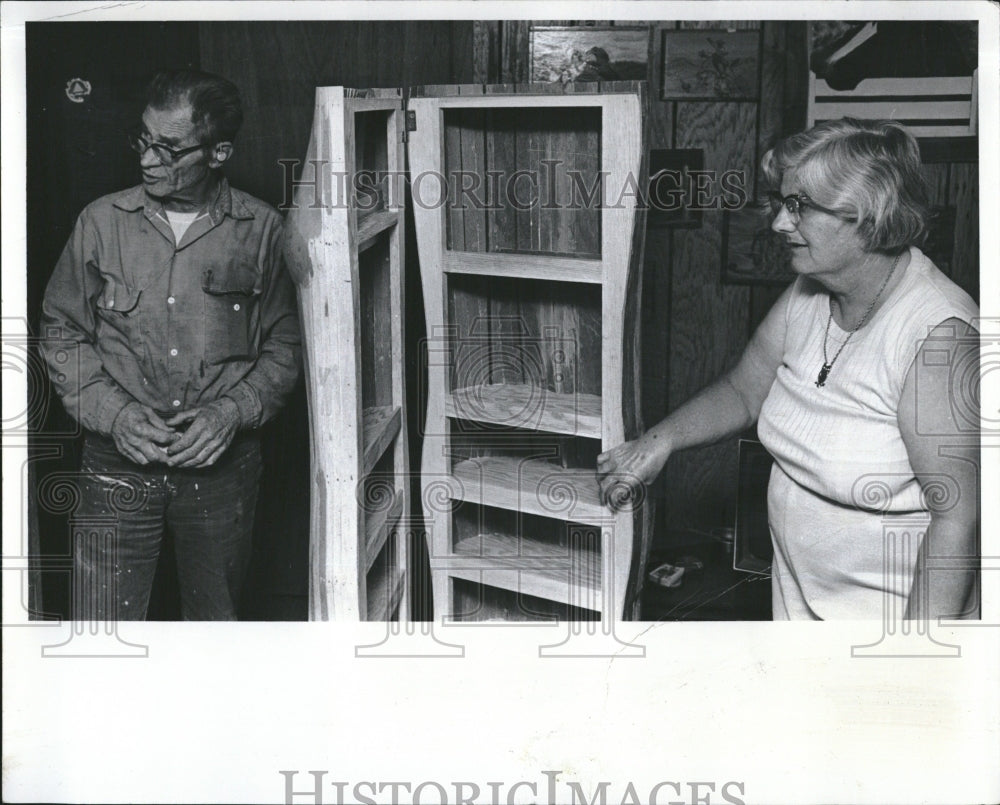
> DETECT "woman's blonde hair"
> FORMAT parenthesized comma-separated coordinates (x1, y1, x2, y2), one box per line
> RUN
(760, 118, 929, 253)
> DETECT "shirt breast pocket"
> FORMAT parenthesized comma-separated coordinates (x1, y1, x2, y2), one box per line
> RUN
(95, 278, 143, 355)
(201, 264, 262, 364)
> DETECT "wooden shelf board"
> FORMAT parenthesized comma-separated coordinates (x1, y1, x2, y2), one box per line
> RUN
(363, 405, 401, 476)
(367, 566, 405, 621)
(451, 456, 607, 525)
(356, 209, 399, 253)
(438, 563, 601, 613)
(443, 250, 602, 284)
(412, 91, 633, 107)
(445, 530, 601, 608)
(447, 384, 601, 437)
(364, 490, 404, 573)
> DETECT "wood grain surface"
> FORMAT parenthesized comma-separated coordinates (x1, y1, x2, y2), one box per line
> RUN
(448, 384, 602, 437)
(949, 162, 979, 302)
(282, 89, 410, 621)
(452, 456, 606, 525)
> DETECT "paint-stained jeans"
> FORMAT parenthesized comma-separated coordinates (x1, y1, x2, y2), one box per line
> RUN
(74, 431, 262, 621)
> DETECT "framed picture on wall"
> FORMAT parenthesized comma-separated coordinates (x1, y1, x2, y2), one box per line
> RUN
(530, 25, 649, 83)
(661, 28, 761, 100)
(721, 204, 794, 285)
(646, 147, 705, 229)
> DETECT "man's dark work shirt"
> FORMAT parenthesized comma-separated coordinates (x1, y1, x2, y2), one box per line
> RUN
(41, 178, 302, 436)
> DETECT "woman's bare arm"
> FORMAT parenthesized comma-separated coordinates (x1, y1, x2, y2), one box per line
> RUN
(899, 318, 980, 619)
(596, 281, 793, 507)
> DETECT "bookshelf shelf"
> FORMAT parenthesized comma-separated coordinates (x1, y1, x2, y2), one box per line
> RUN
(447, 384, 602, 438)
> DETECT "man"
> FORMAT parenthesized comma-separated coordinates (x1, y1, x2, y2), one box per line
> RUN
(40, 70, 301, 620)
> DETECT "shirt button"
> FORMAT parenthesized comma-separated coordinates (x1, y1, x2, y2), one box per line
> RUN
(233, 303, 241, 311)
(107, 299, 114, 308)
(167, 296, 175, 305)
(172, 400, 181, 407)
(170, 348, 178, 356)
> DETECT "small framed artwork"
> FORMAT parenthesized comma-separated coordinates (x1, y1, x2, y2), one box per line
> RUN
(733, 439, 774, 575)
(661, 29, 761, 100)
(530, 25, 649, 84)
(721, 204, 794, 285)
(647, 148, 704, 229)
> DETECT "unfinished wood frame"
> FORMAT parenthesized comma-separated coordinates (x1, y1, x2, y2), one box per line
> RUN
(408, 82, 651, 622)
(283, 87, 410, 621)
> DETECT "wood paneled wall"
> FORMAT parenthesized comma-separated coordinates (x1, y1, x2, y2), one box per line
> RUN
(483, 20, 980, 539)
(199, 21, 476, 209)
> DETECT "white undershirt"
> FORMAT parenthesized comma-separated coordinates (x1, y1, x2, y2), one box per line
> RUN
(163, 209, 207, 243)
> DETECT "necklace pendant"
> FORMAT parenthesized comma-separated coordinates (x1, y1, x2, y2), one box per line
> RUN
(816, 363, 831, 387)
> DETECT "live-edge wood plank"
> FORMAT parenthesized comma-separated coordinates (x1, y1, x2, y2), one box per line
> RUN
(448, 384, 602, 437)
(449, 531, 602, 610)
(282, 86, 364, 621)
(444, 250, 602, 283)
(452, 456, 607, 525)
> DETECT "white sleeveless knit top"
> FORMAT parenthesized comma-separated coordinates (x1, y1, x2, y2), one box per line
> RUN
(758, 246, 979, 514)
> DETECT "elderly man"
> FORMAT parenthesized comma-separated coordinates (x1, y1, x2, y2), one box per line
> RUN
(40, 69, 301, 620)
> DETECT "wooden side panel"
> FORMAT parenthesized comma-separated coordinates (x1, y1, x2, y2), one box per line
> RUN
(600, 92, 646, 618)
(385, 100, 411, 620)
(408, 96, 455, 619)
(282, 89, 409, 622)
(281, 87, 364, 621)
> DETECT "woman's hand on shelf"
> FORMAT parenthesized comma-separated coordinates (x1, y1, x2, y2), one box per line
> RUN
(595, 431, 671, 510)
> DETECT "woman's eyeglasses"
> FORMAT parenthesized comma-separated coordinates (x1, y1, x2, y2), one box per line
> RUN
(127, 130, 207, 165)
(766, 191, 855, 223)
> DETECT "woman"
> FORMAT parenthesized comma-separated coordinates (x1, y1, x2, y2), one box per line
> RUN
(598, 118, 979, 620)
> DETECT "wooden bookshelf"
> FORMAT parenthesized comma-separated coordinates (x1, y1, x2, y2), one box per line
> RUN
(283, 87, 410, 622)
(409, 83, 652, 621)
